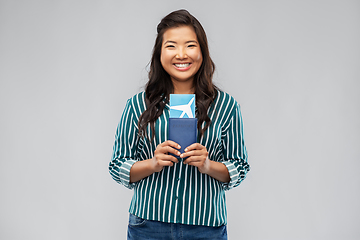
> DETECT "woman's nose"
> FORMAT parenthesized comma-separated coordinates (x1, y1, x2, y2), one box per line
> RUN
(176, 48, 187, 59)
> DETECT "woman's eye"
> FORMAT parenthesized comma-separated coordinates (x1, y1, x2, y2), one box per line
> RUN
(187, 45, 196, 48)
(166, 45, 175, 48)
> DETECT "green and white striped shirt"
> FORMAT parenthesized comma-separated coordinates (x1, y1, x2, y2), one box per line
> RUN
(109, 90, 250, 227)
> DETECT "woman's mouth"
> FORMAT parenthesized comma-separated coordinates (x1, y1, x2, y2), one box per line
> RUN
(173, 63, 191, 71)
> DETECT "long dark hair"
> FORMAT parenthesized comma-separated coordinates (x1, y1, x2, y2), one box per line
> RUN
(138, 9, 218, 141)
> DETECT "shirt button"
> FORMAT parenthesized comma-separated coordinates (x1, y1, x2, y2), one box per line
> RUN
(175, 196, 178, 200)
(176, 177, 180, 181)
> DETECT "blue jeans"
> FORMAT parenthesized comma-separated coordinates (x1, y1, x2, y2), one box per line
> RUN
(127, 213, 228, 240)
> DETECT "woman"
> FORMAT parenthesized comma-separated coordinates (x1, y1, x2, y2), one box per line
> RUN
(109, 9, 250, 240)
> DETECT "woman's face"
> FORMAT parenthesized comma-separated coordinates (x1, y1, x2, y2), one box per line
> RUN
(160, 25, 203, 86)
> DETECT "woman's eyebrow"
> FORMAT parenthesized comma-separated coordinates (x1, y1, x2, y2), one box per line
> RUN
(163, 40, 198, 45)
(163, 40, 177, 45)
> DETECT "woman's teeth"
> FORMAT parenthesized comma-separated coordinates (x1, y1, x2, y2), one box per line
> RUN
(174, 63, 190, 68)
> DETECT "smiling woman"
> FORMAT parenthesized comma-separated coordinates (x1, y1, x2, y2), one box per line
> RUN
(160, 26, 203, 91)
(109, 9, 250, 240)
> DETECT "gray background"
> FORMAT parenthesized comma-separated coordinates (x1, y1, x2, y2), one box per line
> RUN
(1, 0, 359, 239)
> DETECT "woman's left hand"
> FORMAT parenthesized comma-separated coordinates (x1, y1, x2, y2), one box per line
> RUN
(180, 143, 210, 174)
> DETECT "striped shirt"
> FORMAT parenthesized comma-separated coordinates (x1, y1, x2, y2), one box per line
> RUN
(109, 90, 250, 227)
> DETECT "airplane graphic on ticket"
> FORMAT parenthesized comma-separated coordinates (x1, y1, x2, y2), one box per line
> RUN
(169, 94, 195, 118)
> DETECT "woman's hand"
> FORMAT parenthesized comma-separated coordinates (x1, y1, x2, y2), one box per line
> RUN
(181, 143, 231, 183)
(181, 143, 210, 174)
(130, 140, 180, 183)
(151, 140, 181, 172)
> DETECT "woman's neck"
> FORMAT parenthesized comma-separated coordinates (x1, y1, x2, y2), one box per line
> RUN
(172, 79, 195, 94)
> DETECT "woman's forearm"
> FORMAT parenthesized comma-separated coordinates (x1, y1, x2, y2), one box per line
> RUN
(129, 159, 155, 183)
(205, 160, 231, 183)
(130, 158, 230, 184)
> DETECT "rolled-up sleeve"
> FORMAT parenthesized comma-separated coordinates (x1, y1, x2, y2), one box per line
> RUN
(109, 99, 139, 189)
(220, 102, 250, 191)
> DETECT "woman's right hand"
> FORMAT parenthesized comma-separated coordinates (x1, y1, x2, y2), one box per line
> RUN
(151, 140, 181, 172)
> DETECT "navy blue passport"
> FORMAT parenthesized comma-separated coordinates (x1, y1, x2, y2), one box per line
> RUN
(168, 118, 197, 156)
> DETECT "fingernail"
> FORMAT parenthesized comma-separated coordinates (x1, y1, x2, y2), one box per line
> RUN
(184, 148, 188, 152)
(180, 154, 183, 158)
(178, 145, 181, 149)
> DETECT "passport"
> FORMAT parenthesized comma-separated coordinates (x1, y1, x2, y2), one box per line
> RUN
(168, 118, 197, 155)
(169, 94, 195, 118)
